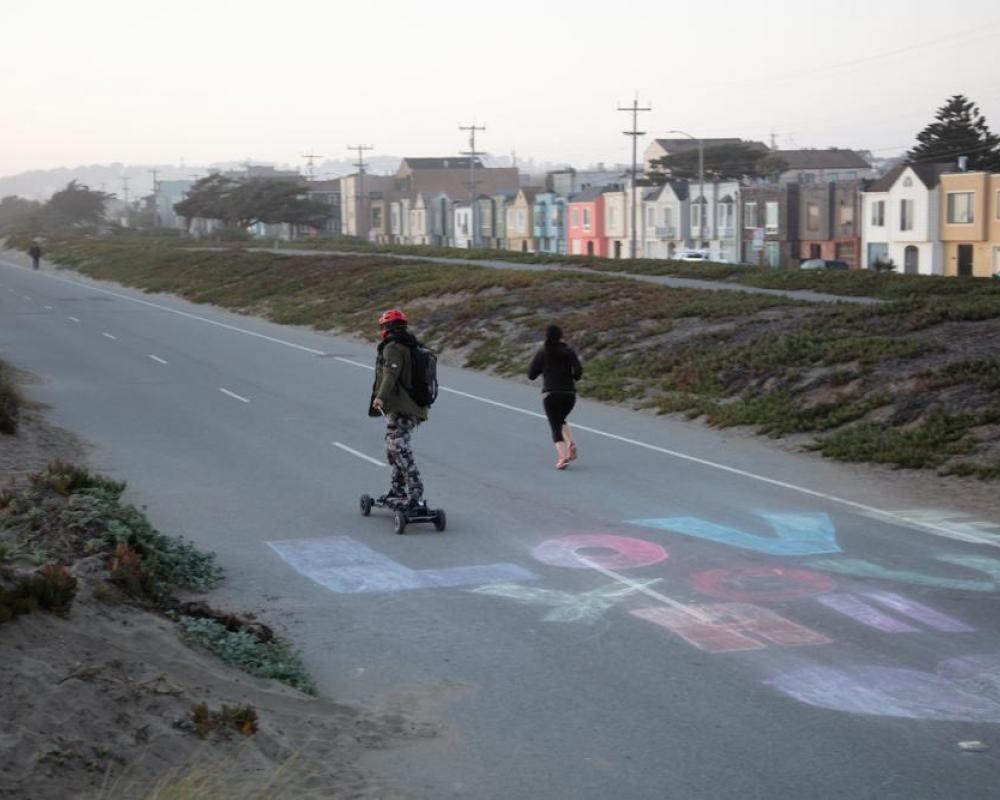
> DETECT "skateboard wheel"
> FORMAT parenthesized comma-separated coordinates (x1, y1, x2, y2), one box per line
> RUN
(433, 509, 446, 532)
(393, 511, 407, 535)
(360, 494, 373, 517)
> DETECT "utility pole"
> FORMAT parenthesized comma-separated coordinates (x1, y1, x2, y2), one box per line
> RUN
(148, 168, 160, 227)
(348, 144, 374, 239)
(120, 176, 130, 206)
(617, 96, 651, 259)
(459, 122, 486, 246)
(302, 152, 323, 181)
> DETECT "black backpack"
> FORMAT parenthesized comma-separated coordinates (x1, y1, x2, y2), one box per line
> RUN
(407, 342, 438, 408)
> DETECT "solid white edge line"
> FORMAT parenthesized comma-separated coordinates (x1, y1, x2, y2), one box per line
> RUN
(1, 257, 988, 541)
(148, 355, 169, 365)
(219, 388, 250, 403)
(0, 261, 327, 356)
(102, 332, 117, 340)
(332, 441, 387, 467)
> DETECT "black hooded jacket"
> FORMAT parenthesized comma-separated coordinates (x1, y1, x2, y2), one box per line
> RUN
(528, 342, 583, 394)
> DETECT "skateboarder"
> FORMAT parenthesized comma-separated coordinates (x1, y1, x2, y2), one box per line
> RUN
(528, 324, 583, 469)
(369, 309, 428, 510)
(28, 242, 42, 270)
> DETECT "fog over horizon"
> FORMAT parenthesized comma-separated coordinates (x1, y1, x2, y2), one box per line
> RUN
(2, 0, 999, 185)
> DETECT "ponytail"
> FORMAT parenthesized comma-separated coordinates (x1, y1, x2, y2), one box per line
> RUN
(544, 324, 562, 354)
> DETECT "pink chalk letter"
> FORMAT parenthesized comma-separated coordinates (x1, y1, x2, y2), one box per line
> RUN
(533, 534, 668, 570)
(632, 602, 831, 653)
(692, 566, 835, 603)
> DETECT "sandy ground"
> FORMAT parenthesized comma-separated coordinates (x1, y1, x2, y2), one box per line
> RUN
(0, 374, 435, 799)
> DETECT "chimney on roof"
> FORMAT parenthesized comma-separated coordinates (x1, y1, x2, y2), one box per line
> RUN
(957, 156, 969, 172)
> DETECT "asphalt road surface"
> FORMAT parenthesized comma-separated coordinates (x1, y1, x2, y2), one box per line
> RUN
(2, 256, 998, 800)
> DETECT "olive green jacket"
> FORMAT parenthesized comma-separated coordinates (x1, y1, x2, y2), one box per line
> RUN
(370, 339, 428, 420)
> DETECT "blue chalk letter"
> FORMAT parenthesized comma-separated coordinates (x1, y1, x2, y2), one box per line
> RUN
(627, 512, 841, 557)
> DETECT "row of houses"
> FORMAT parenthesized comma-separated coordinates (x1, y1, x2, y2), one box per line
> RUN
(152, 145, 1000, 278)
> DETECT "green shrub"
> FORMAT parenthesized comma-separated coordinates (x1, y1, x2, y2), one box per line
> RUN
(0, 463, 221, 600)
(177, 616, 316, 695)
(0, 361, 23, 435)
(0, 564, 78, 625)
(814, 410, 977, 469)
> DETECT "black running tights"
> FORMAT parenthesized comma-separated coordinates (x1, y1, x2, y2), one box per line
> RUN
(543, 392, 576, 443)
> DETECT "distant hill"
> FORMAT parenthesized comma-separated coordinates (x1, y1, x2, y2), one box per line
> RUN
(0, 153, 560, 201)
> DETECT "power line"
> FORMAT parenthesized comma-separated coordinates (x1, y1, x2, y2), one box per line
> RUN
(718, 19, 1000, 93)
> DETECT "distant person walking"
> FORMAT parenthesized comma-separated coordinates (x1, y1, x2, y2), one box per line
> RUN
(528, 325, 583, 470)
(28, 242, 42, 270)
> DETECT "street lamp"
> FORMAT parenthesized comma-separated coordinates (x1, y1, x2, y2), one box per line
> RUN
(668, 129, 705, 248)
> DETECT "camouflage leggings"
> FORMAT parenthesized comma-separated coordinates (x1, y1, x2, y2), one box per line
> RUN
(385, 414, 423, 502)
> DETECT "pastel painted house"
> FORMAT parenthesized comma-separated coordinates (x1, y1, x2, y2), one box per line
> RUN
(939, 170, 1000, 277)
(478, 194, 511, 249)
(861, 163, 947, 274)
(641, 181, 687, 259)
(408, 193, 433, 245)
(532, 192, 568, 254)
(566, 188, 607, 257)
(428, 193, 454, 246)
(505, 188, 539, 253)
(602, 186, 628, 258)
(797, 181, 864, 268)
(452, 200, 475, 249)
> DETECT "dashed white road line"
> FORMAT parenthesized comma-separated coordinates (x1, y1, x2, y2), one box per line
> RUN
(3, 256, 991, 541)
(23, 295, 31, 300)
(148, 355, 169, 365)
(332, 441, 387, 467)
(219, 388, 250, 404)
(102, 332, 117, 340)
(44, 305, 54, 310)
(68, 316, 80, 323)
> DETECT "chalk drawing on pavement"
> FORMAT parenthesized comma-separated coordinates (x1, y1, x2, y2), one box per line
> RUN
(627, 512, 840, 557)
(470, 580, 662, 624)
(806, 554, 1000, 593)
(267, 536, 537, 594)
(816, 592, 973, 634)
(861, 508, 1000, 549)
(532, 534, 668, 571)
(768, 653, 1000, 723)
(691, 566, 836, 603)
(632, 602, 832, 653)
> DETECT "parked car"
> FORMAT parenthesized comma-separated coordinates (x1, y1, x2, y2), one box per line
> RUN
(674, 250, 709, 262)
(800, 258, 850, 271)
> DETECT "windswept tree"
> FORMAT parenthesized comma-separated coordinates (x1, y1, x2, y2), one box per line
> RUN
(907, 94, 1000, 171)
(44, 181, 111, 228)
(0, 195, 43, 235)
(172, 173, 240, 225)
(651, 143, 787, 182)
(174, 175, 331, 230)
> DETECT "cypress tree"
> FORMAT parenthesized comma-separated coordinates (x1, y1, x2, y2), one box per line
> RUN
(907, 95, 1000, 171)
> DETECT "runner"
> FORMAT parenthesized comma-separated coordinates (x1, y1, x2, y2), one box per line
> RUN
(528, 324, 583, 470)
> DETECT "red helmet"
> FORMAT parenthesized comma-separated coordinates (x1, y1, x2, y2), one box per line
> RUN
(378, 309, 407, 326)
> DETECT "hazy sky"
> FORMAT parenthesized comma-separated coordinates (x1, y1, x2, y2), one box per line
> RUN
(2, 0, 999, 178)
